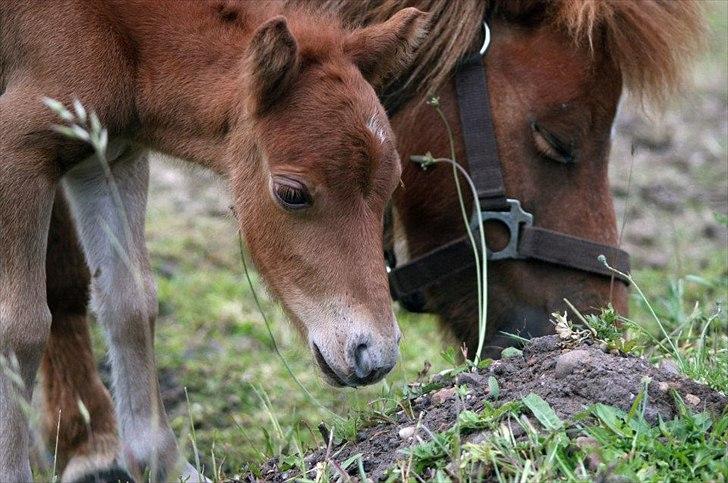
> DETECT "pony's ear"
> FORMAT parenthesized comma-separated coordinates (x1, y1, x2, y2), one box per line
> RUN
(345, 7, 430, 90)
(246, 16, 300, 115)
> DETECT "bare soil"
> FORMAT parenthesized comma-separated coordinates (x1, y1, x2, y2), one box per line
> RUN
(256, 336, 727, 481)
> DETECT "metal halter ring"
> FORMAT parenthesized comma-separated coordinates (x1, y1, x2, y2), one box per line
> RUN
(469, 199, 534, 261)
(479, 21, 491, 56)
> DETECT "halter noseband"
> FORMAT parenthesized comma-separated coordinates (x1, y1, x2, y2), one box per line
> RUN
(383, 21, 631, 313)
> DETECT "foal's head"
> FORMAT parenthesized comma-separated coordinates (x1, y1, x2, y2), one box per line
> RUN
(229, 9, 428, 386)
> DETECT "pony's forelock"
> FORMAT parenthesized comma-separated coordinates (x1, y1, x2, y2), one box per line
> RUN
(554, 0, 706, 106)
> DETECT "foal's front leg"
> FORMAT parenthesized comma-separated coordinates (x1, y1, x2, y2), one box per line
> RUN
(62, 149, 196, 481)
(0, 98, 57, 481)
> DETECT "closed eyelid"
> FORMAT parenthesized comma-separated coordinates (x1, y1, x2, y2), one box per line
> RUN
(531, 121, 576, 164)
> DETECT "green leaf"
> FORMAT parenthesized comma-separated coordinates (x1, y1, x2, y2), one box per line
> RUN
(440, 347, 458, 366)
(627, 389, 645, 422)
(522, 393, 563, 431)
(592, 403, 630, 437)
(487, 376, 499, 400)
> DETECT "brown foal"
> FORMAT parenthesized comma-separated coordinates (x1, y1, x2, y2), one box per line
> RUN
(15, 0, 704, 481)
(1, 1, 428, 481)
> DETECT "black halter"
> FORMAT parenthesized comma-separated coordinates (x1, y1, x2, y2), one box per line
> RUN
(383, 21, 631, 313)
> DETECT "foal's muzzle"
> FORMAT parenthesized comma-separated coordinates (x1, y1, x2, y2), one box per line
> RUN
(311, 330, 400, 387)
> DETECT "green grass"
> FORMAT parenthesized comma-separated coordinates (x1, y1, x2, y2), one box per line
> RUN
(111, 194, 726, 481)
(385, 392, 728, 482)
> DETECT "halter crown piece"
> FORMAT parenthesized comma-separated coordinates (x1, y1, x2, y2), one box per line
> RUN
(384, 20, 631, 313)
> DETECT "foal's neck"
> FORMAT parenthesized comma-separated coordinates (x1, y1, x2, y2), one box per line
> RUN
(110, 1, 289, 172)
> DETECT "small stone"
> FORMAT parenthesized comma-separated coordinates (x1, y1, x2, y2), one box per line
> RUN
(398, 426, 416, 439)
(659, 359, 680, 376)
(575, 436, 598, 449)
(598, 341, 609, 353)
(431, 387, 457, 405)
(685, 394, 701, 406)
(554, 349, 591, 378)
(658, 382, 670, 392)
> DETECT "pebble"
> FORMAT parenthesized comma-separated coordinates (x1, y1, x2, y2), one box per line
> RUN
(554, 349, 591, 378)
(657, 381, 671, 392)
(575, 436, 598, 449)
(464, 430, 490, 445)
(398, 426, 416, 439)
(659, 359, 680, 376)
(685, 394, 701, 406)
(431, 387, 457, 405)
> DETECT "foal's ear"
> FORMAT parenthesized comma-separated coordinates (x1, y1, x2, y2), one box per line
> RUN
(345, 7, 430, 90)
(246, 16, 300, 115)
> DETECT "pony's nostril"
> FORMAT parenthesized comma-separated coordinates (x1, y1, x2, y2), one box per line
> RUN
(353, 343, 372, 379)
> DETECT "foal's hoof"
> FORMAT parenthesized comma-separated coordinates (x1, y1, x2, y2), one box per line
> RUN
(70, 465, 135, 483)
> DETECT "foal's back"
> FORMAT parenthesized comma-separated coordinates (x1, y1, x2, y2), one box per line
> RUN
(0, 0, 268, 164)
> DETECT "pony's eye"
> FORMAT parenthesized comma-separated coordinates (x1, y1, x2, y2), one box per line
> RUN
(272, 177, 312, 210)
(531, 122, 575, 164)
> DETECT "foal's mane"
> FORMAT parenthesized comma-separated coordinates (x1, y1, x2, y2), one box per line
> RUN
(304, 0, 705, 107)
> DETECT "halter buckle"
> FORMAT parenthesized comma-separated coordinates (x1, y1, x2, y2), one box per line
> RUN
(470, 199, 533, 261)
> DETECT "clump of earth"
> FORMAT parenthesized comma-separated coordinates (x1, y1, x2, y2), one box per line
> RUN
(256, 335, 727, 481)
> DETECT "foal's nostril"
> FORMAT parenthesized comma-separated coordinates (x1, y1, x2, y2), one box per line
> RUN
(353, 343, 372, 379)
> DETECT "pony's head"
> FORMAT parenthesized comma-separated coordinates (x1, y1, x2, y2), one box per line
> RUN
(228, 8, 428, 386)
(359, 0, 704, 354)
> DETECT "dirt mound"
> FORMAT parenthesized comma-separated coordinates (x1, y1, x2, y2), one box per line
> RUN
(257, 336, 727, 481)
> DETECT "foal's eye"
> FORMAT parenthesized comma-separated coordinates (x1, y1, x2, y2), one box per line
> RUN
(272, 177, 312, 210)
(531, 122, 575, 164)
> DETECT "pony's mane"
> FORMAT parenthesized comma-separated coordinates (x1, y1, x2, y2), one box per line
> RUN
(297, 0, 705, 107)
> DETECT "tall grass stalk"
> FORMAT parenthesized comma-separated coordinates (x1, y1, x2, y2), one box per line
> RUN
(411, 96, 489, 364)
(184, 387, 204, 480)
(599, 255, 683, 364)
(52, 409, 61, 483)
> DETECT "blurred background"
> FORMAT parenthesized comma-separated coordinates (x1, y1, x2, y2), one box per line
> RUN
(83, 2, 727, 476)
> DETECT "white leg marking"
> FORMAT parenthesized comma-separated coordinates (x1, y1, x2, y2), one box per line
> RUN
(63, 148, 181, 481)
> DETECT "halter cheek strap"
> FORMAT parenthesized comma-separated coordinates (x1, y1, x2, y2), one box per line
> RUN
(384, 21, 630, 313)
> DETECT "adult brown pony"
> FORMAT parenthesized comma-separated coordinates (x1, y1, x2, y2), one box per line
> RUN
(30, 0, 703, 482)
(328, 0, 703, 354)
(0, 1, 429, 481)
